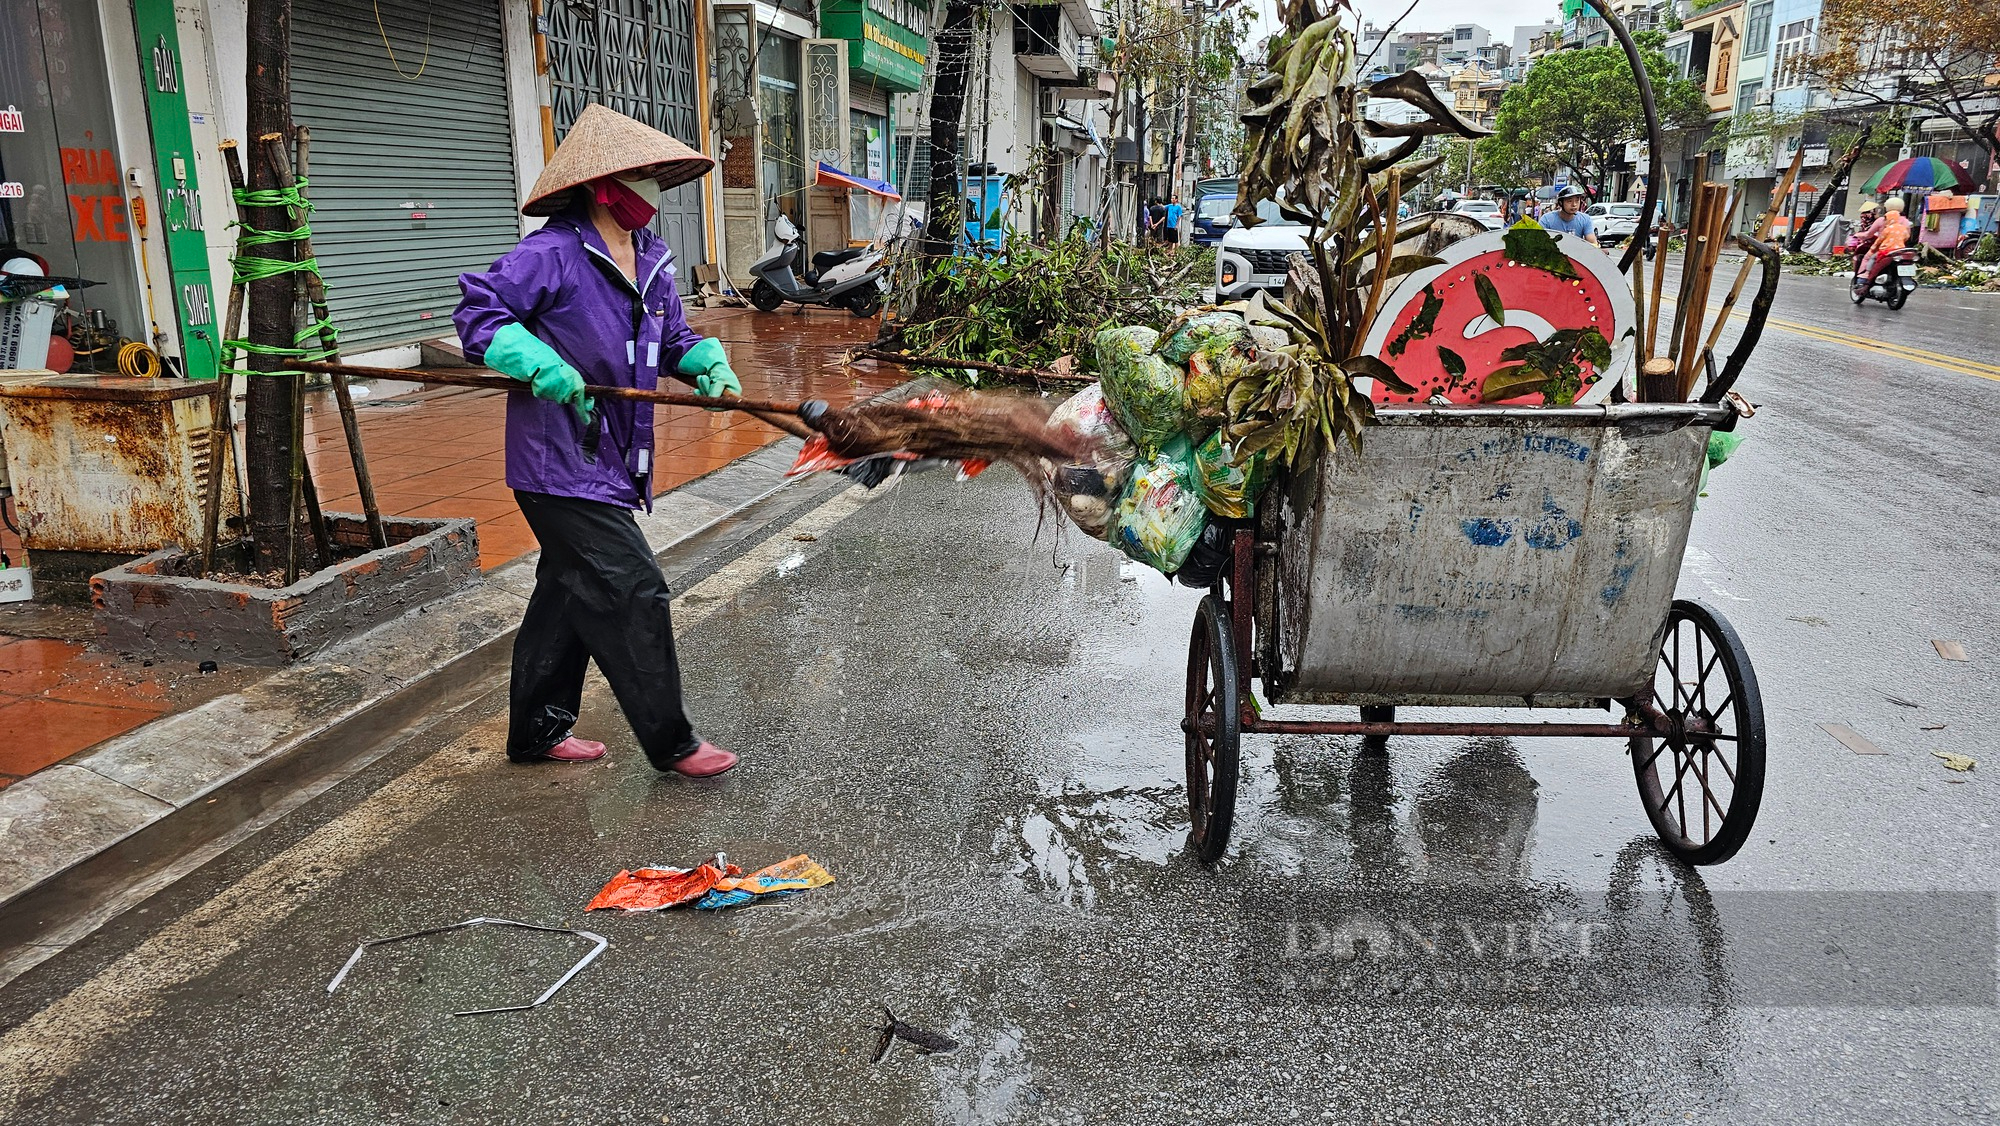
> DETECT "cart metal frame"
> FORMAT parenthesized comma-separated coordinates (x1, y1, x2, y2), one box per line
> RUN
(1181, 401, 1768, 868)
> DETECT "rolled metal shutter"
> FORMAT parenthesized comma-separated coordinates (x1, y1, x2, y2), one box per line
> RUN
(291, 1, 520, 351)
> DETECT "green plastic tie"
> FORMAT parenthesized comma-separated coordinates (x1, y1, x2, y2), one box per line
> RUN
(223, 179, 341, 375)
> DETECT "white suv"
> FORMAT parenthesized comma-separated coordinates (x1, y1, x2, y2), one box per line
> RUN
(1587, 202, 1649, 246)
(1450, 199, 1505, 230)
(1214, 198, 1309, 301)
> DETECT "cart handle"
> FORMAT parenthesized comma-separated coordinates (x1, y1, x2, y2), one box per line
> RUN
(1581, 0, 1665, 276)
(1703, 236, 1780, 405)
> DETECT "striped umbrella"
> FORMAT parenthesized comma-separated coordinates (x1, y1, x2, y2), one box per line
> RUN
(1861, 156, 1970, 193)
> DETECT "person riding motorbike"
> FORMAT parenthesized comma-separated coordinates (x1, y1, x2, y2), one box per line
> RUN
(1853, 197, 1912, 284)
(1538, 185, 1599, 246)
(1844, 200, 1880, 258)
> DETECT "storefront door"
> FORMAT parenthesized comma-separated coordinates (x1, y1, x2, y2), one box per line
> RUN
(0, 0, 145, 368)
(545, 0, 707, 291)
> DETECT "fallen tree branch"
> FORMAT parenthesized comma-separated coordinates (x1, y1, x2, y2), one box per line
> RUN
(849, 348, 1094, 384)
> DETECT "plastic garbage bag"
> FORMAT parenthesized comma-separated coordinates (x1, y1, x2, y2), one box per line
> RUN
(1193, 430, 1272, 520)
(1094, 325, 1186, 456)
(1109, 436, 1207, 574)
(586, 859, 736, 912)
(1698, 429, 1745, 496)
(695, 855, 836, 910)
(1157, 310, 1249, 365)
(1046, 384, 1139, 539)
(1184, 336, 1255, 433)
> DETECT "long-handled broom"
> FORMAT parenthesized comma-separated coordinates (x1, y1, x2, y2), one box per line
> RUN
(284, 361, 1088, 474)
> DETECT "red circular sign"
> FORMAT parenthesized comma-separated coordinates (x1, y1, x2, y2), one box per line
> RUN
(1371, 250, 1623, 406)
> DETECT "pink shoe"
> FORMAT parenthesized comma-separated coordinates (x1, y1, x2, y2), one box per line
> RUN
(671, 741, 738, 777)
(542, 736, 607, 762)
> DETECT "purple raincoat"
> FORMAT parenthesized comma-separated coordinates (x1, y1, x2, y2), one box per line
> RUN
(454, 207, 704, 509)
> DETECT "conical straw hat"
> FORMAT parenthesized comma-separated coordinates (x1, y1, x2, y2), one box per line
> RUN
(522, 104, 714, 216)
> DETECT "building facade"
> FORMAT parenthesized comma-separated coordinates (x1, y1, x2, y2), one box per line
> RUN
(2, 0, 961, 371)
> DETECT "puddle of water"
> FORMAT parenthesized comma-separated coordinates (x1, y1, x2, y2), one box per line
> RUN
(931, 1017, 1030, 1126)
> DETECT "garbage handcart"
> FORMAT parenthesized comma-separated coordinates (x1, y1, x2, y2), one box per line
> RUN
(1182, 394, 1769, 865)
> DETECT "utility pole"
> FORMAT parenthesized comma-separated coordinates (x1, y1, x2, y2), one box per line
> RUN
(244, 0, 295, 571)
(1133, 75, 1148, 238)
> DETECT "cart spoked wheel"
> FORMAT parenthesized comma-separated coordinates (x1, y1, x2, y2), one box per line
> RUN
(1628, 600, 1766, 865)
(1183, 595, 1241, 864)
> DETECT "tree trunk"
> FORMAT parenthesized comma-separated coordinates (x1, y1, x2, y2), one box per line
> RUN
(244, 0, 297, 571)
(920, 3, 976, 267)
(1788, 143, 1862, 252)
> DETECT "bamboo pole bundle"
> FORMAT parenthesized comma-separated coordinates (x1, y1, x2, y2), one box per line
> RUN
(1700, 147, 1806, 359)
(1665, 182, 1725, 397)
(1678, 189, 1740, 399)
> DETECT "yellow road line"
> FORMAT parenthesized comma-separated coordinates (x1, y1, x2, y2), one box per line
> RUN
(1663, 297, 2000, 382)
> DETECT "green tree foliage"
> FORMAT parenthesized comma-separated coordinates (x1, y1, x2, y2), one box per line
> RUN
(1478, 41, 1706, 198)
(900, 231, 1214, 375)
(1418, 137, 1531, 199)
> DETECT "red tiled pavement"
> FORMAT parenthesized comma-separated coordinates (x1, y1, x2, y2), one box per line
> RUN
(0, 637, 168, 783)
(0, 305, 896, 783)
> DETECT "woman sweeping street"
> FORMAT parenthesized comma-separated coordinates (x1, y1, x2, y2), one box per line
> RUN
(453, 105, 740, 776)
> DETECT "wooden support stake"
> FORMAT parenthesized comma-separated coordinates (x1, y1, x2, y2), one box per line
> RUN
(1630, 224, 1649, 364)
(1638, 357, 1677, 403)
(1663, 191, 1705, 372)
(1681, 189, 1739, 399)
(270, 129, 388, 550)
(1647, 218, 1670, 359)
(1675, 184, 1729, 398)
(200, 141, 251, 577)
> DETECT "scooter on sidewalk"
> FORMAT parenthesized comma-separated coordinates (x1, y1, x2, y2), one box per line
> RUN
(745, 215, 887, 318)
(1849, 243, 1920, 310)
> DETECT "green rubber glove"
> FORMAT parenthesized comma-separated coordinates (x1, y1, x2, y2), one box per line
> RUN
(486, 322, 594, 423)
(677, 336, 741, 409)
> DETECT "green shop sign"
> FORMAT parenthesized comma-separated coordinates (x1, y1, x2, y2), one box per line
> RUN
(819, 0, 928, 93)
(130, 0, 221, 380)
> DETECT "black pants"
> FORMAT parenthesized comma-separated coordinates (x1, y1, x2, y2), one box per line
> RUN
(508, 491, 699, 766)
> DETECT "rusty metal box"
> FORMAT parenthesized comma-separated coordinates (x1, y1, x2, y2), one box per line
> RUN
(0, 373, 240, 555)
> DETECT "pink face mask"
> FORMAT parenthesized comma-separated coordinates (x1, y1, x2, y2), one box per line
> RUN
(592, 177, 657, 231)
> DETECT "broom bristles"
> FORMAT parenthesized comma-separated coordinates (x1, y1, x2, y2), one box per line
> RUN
(817, 394, 1088, 469)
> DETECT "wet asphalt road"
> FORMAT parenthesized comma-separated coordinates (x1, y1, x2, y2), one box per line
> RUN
(0, 282, 1996, 1124)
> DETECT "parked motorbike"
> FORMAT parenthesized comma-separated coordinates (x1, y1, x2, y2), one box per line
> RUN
(1849, 242, 1919, 310)
(746, 215, 888, 317)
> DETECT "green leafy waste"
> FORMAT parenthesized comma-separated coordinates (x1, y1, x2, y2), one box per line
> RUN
(1480, 327, 1612, 405)
(1502, 222, 1579, 280)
